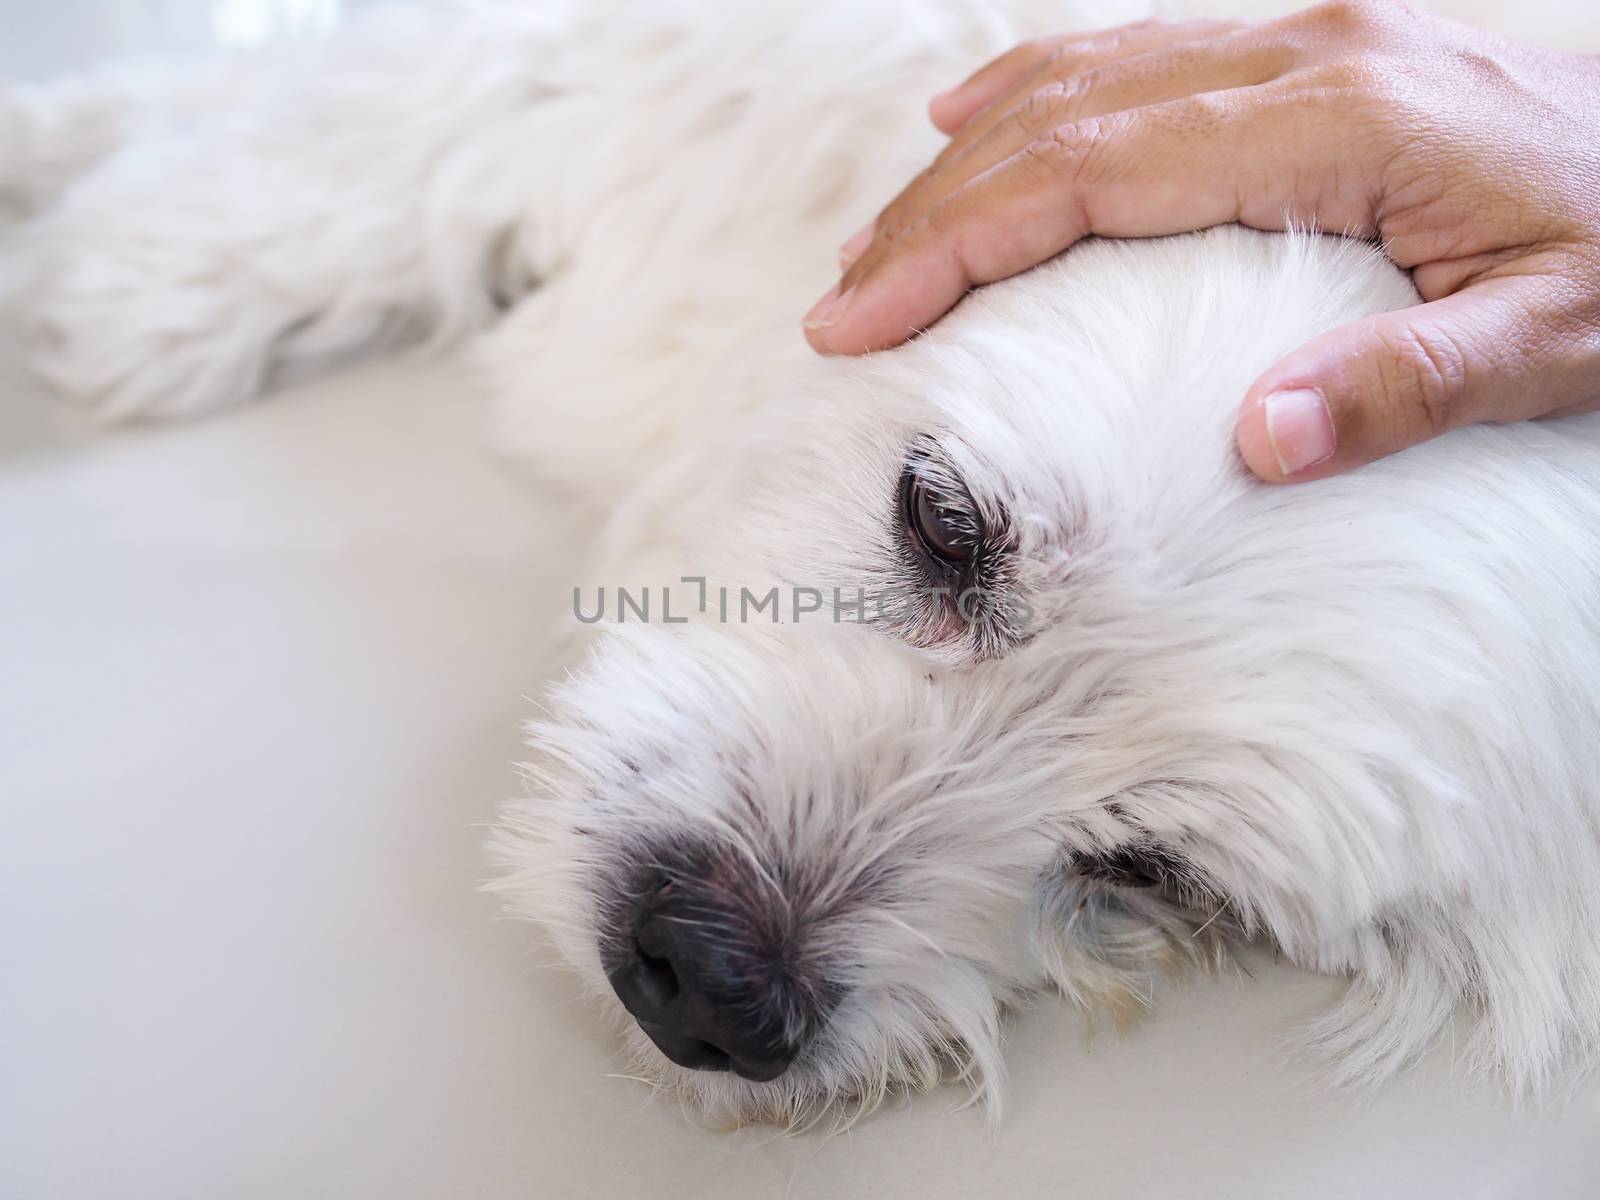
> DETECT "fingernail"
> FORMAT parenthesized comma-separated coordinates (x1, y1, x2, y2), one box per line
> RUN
(838, 222, 874, 271)
(1263, 389, 1336, 475)
(804, 283, 855, 331)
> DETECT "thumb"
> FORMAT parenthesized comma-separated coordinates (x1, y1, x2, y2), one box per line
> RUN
(1235, 280, 1564, 484)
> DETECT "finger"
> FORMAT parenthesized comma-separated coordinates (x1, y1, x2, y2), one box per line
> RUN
(861, 40, 1084, 268)
(928, 18, 1246, 134)
(861, 20, 1252, 274)
(839, 220, 875, 272)
(929, 18, 1251, 174)
(852, 23, 1270, 278)
(928, 37, 1071, 135)
(1236, 276, 1600, 482)
(809, 88, 1370, 356)
(877, 38, 1292, 257)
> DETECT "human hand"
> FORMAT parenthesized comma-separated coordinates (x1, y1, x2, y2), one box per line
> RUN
(803, 1, 1600, 482)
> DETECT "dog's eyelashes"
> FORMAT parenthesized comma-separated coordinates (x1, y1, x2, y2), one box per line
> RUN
(904, 472, 982, 567)
(1076, 843, 1189, 890)
(898, 450, 989, 580)
(887, 445, 1029, 660)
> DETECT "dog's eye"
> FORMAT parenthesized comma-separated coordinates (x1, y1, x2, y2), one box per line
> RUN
(903, 472, 982, 567)
(888, 446, 1024, 657)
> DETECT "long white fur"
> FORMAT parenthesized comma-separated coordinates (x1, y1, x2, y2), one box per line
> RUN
(10, 0, 1600, 1127)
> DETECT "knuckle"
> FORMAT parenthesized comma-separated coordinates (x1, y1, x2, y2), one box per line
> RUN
(1161, 91, 1234, 139)
(1312, 0, 1395, 32)
(1372, 324, 1467, 437)
(1023, 116, 1109, 181)
(1307, 56, 1384, 96)
(1059, 20, 1170, 66)
(1018, 81, 1067, 129)
(1041, 44, 1075, 73)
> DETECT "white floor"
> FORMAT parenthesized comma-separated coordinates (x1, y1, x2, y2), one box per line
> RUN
(3, 4, 1599, 1198)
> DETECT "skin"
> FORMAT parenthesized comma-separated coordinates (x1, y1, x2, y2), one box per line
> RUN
(803, 0, 1600, 483)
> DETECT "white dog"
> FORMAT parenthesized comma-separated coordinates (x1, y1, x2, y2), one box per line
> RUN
(9, 0, 1600, 1129)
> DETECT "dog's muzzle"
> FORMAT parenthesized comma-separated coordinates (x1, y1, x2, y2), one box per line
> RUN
(605, 876, 809, 1083)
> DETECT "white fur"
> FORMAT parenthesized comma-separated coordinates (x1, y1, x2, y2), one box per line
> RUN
(11, 0, 1600, 1128)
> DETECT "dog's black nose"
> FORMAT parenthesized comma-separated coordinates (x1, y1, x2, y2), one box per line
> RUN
(607, 884, 801, 1082)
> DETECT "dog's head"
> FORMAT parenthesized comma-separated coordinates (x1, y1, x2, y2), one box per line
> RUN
(495, 230, 1431, 1125)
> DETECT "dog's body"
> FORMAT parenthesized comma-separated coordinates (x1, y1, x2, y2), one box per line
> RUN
(9, 0, 1600, 1126)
